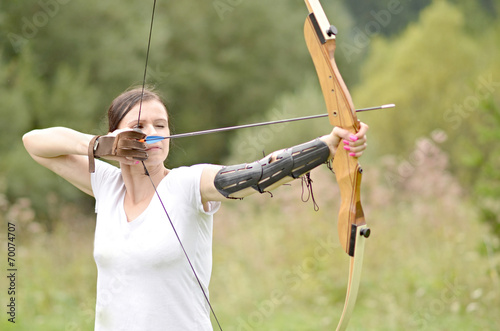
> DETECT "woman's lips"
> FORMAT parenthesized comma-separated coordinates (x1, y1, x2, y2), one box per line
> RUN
(146, 145, 161, 151)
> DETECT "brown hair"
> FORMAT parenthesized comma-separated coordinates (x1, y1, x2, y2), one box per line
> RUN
(107, 87, 167, 132)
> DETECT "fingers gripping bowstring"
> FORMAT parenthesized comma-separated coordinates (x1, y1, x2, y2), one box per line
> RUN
(137, 1, 223, 329)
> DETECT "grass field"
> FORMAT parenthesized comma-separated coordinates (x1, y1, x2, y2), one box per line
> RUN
(1, 156, 499, 330)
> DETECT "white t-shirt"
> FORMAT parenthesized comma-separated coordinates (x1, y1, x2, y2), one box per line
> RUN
(90, 160, 220, 331)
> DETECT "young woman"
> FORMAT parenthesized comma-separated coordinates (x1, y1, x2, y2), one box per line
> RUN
(23, 88, 369, 330)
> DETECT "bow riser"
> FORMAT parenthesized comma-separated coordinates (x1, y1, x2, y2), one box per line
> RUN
(304, 9, 366, 256)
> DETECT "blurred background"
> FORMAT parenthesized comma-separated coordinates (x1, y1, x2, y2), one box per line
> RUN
(1, 0, 499, 330)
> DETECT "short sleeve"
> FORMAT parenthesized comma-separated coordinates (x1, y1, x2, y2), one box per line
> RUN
(203, 200, 221, 215)
(163, 164, 220, 216)
(90, 160, 122, 213)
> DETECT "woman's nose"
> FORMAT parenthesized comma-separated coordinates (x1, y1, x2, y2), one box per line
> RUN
(143, 124, 157, 136)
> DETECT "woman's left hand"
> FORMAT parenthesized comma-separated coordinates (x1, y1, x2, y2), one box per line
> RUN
(320, 122, 369, 159)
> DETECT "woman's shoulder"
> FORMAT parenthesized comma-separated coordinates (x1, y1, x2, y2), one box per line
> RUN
(94, 159, 121, 176)
(91, 160, 122, 191)
(169, 164, 211, 177)
(164, 164, 211, 191)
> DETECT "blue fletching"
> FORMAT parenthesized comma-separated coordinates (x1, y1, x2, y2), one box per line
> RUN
(145, 136, 165, 144)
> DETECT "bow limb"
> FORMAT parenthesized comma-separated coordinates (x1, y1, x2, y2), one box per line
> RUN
(304, 1, 370, 330)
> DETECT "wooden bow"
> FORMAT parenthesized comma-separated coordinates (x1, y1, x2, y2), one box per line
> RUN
(303, 1, 370, 330)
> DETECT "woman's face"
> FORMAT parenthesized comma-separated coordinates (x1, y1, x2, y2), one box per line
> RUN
(118, 99, 170, 165)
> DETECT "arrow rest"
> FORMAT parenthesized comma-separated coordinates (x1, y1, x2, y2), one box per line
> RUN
(327, 25, 338, 36)
(360, 227, 371, 238)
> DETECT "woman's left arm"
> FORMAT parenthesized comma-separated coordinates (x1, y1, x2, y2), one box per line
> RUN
(200, 122, 369, 204)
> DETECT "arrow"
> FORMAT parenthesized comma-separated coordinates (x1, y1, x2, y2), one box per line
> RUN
(143, 104, 395, 144)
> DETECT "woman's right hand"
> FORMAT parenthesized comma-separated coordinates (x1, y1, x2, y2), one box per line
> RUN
(93, 129, 148, 164)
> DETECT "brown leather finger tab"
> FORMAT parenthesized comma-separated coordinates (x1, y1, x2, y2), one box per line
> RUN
(115, 137, 148, 160)
(94, 136, 116, 157)
(133, 153, 148, 161)
(116, 149, 148, 161)
(113, 130, 145, 152)
(118, 129, 147, 141)
(88, 135, 100, 173)
(116, 139, 147, 151)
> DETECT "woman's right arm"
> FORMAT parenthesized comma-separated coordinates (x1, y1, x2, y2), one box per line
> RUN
(22, 127, 95, 196)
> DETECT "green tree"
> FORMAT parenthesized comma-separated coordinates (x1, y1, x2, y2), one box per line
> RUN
(0, 47, 100, 225)
(464, 9, 500, 244)
(352, 0, 479, 158)
(352, 0, 500, 243)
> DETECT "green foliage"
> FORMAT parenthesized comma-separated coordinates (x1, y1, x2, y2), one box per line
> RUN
(352, 0, 500, 243)
(466, 6, 500, 244)
(354, 1, 478, 154)
(225, 79, 332, 163)
(0, 46, 99, 222)
(342, 0, 433, 38)
(472, 94, 500, 241)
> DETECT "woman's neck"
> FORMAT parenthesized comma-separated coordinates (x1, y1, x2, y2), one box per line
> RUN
(121, 162, 169, 204)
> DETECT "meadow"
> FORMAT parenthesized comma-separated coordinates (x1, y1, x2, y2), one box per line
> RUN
(1, 144, 498, 330)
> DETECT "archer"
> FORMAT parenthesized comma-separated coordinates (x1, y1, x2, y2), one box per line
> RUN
(23, 87, 368, 330)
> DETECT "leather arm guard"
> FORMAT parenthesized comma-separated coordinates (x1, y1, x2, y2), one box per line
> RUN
(88, 129, 148, 173)
(214, 138, 330, 198)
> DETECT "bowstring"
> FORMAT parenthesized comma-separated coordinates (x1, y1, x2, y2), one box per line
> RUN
(137, 0, 157, 126)
(137, 1, 223, 329)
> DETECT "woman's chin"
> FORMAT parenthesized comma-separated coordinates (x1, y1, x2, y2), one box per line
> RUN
(143, 155, 167, 167)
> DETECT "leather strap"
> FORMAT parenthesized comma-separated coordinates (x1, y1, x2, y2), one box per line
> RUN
(88, 135, 100, 173)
